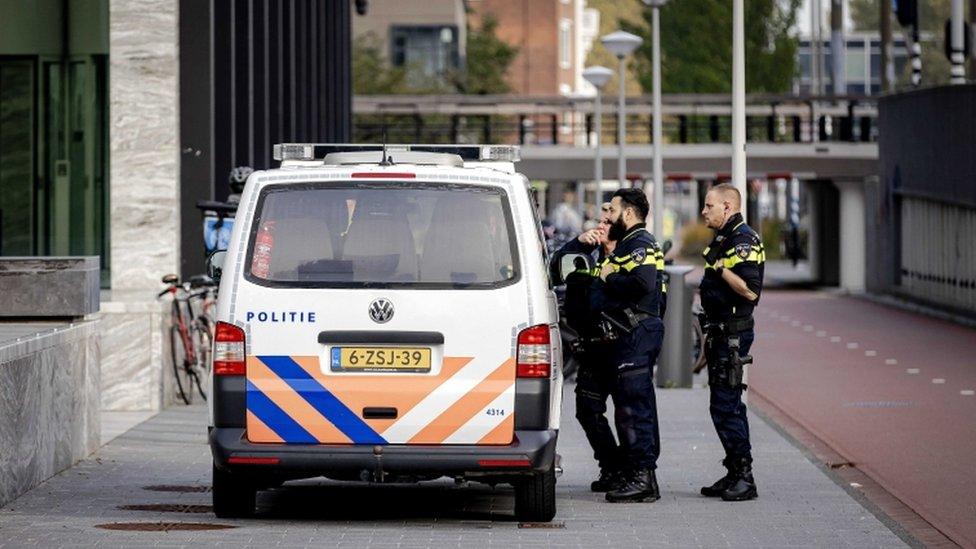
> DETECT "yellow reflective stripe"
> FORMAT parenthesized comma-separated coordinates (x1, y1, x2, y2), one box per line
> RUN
(722, 249, 766, 268)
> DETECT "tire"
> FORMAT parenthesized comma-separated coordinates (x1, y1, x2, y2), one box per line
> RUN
(691, 316, 707, 374)
(212, 463, 256, 518)
(191, 320, 212, 401)
(170, 325, 192, 405)
(514, 464, 556, 522)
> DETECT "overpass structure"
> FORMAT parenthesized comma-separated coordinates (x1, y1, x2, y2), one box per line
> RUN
(353, 94, 883, 294)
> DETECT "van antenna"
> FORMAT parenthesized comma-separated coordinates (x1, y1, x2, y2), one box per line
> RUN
(378, 128, 393, 166)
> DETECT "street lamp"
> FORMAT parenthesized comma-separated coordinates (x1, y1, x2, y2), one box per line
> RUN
(601, 30, 643, 191)
(732, 0, 747, 218)
(642, 0, 667, 238)
(582, 66, 614, 212)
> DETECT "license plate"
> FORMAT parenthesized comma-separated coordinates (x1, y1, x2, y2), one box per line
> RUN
(330, 347, 432, 372)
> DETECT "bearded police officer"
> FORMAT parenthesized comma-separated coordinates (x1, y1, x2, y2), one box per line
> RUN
(698, 183, 765, 501)
(594, 189, 666, 503)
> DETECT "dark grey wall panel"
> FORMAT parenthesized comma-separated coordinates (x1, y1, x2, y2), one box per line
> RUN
(179, 0, 353, 277)
(878, 85, 976, 209)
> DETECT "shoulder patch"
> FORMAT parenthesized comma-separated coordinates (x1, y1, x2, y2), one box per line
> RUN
(735, 243, 752, 259)
(630, 248, 647, 264)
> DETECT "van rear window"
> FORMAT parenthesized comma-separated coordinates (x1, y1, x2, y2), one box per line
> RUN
(245, 182, 519, 288)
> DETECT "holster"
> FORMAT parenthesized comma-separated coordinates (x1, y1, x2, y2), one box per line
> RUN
(703, 318, 754, 390)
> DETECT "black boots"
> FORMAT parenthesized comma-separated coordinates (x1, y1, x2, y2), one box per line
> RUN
(605, 468, 660, 503)
(702, 457, 757, 501)
(700, 458, 737, 497)
(590, 469, 624, 492)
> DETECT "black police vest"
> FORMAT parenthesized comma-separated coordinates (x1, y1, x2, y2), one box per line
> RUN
(599, 226, 664, 319)
(699, 214, 765, 320)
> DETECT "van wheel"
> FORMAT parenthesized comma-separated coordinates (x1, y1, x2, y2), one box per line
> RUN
(212, 463, 256, 518)
(514, 464, 556, 522)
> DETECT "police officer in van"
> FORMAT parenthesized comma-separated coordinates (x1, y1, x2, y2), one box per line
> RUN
(591, 188, 666, 503)
(698, 183, 765, 502)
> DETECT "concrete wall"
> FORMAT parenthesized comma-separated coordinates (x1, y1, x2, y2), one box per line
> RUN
(0, 321, 101, 508)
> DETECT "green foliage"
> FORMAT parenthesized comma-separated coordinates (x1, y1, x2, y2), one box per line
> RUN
(352, 32, 410, 95)
(454, 15, 519, 94)
(622, 0, 802, 94)
(680, 222, 714, 258)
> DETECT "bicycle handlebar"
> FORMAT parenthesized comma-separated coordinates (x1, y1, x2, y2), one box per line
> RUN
(196, 200, 238, 214)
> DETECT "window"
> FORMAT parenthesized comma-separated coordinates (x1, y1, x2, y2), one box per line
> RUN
(246, 183, 519, 288)
(559, 19, 572, 69)
(389, 25, 459, 81)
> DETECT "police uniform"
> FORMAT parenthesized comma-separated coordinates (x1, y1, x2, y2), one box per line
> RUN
(698, 212, 765, 501)
(590, 224, 666, 502)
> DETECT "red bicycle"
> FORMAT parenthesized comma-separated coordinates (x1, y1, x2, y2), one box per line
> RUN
(158, 274, 217, 404)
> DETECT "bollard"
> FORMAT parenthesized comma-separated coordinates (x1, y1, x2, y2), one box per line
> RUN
(657, 265, 694, 388)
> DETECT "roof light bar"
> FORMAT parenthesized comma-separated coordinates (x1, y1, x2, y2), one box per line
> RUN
(272, 143, 520, 163)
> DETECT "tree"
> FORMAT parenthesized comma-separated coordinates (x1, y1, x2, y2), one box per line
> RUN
(622, 0, 802, 94)
(454, 15, 519, 94)
(352, 32, 410, 95)
(849, 0, 953, 87)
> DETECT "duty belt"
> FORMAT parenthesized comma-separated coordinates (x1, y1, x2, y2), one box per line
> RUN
(703, 315, 754, 335)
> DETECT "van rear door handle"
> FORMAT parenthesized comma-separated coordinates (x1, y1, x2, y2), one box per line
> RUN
(362, 407, 398, 419)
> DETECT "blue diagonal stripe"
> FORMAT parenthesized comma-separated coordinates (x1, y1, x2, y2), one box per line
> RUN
(246, 380, 318, 443)
(257, 355, 387, 444)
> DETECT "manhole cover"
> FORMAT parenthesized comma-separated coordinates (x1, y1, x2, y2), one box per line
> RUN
(118, 504, 213, 513)
(143, 485, 211, 493)
(94, 522, 234, 532)
(518, 522, 565, 529)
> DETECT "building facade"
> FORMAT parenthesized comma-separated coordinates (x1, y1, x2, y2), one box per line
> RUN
(795, 32, 910, 95)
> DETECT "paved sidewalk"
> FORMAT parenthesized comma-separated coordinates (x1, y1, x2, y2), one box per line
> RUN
(0, 387, 906, 548)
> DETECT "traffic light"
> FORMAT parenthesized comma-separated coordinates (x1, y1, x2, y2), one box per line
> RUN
(893, 0, 918, 28)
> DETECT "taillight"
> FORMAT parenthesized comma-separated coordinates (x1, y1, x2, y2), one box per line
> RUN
(214, 321, 246, 375)
(517, 324, 551, 378)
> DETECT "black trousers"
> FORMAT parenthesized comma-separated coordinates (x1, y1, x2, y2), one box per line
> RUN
(574, 346, 622, 472)
(610, 318, 664, 471)
(706, 330, 755, 462)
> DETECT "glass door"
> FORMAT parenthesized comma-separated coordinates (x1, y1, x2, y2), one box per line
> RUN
(0, 59, 36, 256)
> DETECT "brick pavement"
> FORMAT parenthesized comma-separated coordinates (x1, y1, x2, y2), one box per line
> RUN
(0, 387, 908, 548)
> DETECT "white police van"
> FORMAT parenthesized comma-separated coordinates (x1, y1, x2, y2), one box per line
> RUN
(206, 143, 562, 521)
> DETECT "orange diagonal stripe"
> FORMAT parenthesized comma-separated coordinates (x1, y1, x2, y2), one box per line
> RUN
(408, 358, 516, 444)
(246, 410, 284, 443)
(478, 413, 515, 445)
(246, 357, 351, 444)
(291, 355, 473, 433)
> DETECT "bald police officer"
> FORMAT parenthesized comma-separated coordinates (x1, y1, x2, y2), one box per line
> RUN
(698, 183, 765, 501)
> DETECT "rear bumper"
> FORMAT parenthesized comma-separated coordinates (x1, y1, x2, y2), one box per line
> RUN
(210, 427, 558, 480)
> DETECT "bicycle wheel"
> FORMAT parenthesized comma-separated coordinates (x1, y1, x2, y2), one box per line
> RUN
(190, 319, 212, 401)
(691, 316, 707, 374)
(170, 324, 193, 405)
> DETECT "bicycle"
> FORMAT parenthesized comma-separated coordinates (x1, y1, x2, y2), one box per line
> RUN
(158, 273, 217, 404)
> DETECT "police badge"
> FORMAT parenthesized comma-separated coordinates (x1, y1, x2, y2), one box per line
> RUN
(735, 243, 752, 260)
(630, 248, 647, 264)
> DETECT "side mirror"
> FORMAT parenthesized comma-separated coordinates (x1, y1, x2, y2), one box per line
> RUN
(554, 253, 593, 285)
(206, 250, 227, 284)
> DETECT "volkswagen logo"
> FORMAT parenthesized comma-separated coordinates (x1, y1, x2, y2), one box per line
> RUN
(368, 298, 394, 324)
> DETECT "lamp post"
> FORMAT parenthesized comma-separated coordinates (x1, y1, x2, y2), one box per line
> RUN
(582, 66, 614, 212)
(601, 30, 643, 191)
(732, 0, 747, 218)
(642, 0, 668, 238)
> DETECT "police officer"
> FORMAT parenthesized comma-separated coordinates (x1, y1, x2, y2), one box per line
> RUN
(553, 204, 625, 492)
(697, 183, 765, 502)
(595, 189, 666, 503)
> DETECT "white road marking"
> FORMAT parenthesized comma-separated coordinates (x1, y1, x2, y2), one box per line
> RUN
(846, 342, 859, 350)
(816, 331, 827, 337)
(781, 316, 791, 321)
(830, 336, 842, 343)
(850, 482, 862, 488)
(932, 378, 946, 384)
(791, 320, 801, 327)
(961, 390, 974, 396)
(906, 368, 920, 375)
(803, 325, 814, 332)
(865, 350, 877, 357)
(885, 359, 898, 365)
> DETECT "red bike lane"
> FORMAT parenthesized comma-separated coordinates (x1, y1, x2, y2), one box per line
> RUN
(749, 291, 976, 548)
